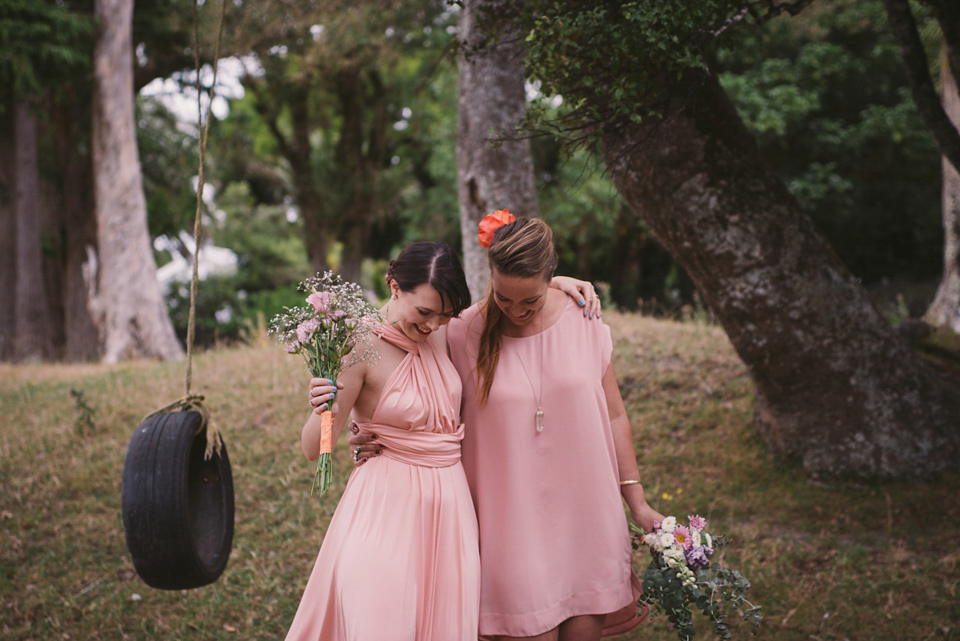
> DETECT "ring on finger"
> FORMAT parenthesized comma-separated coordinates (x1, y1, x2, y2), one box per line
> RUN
(353, 447, 361, 462)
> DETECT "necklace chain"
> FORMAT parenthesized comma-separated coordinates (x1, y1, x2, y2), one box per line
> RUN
(513, 309, 545, 433)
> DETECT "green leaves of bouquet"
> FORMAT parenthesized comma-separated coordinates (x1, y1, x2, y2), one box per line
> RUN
(632, 516, 762, 640)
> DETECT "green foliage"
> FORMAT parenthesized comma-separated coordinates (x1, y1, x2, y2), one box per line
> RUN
(535, 142, 684, 309)
(716, 0, 943, 283)
(213, 182, 308, 289)
(163, 181, 310, 348)
(131, 0, 204, 90)
(208, 0, 460, 279)
(390, 61, 462, 250)
(521, 0, 943, 289)
(0, 0, 93, 104)
(520, 0, 741, 136)
(138, 97, 201, 240)
(69, 388, 97, 436)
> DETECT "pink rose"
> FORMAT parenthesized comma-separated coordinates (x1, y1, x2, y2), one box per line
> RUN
(306, 291, 332, 315)
(296, 318, 321, 343)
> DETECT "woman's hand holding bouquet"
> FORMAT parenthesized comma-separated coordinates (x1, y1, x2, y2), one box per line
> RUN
(269, 272, 382, 495)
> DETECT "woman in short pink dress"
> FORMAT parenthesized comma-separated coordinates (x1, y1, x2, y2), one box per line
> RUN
(447, 216, 663, 641)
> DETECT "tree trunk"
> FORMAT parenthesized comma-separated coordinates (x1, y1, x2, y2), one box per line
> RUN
(926, 50, 960, 332)
(40, 162, 65, 358)
(13, 101, 54, 362)
(92, 0, 182, 363)
(457, 0, 539, 301)
(0, 112, 15, 360)
(255, 78, 333, 276)
(334, 66, 373, 285)
(600, 70, 960, 479)
(883, 0, 960, 174)
(335, 66, 389, 285)
(289, 83, 332, 276)
(55, 100, 101, 361)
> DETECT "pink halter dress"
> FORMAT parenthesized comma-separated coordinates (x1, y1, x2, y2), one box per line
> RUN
(284, 324, 480, 641)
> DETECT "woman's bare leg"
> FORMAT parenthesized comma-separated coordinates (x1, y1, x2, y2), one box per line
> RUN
(558, 614, 604, 641)
(492, 628, 559, 641)
(491, 614, 604, 641)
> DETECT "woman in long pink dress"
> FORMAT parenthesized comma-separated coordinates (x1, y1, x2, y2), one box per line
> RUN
(285, 242, 480, 641)
(354, 216, 663, 641)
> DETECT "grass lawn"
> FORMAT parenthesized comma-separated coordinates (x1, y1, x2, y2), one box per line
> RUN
(1, 312, 957, 640)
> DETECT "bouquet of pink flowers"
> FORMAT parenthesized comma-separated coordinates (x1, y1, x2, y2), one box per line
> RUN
(632, 515, 761, 640)
(269, 272, 382, 495)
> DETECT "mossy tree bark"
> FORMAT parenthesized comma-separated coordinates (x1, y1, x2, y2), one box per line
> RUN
(600, 70, 960, 479)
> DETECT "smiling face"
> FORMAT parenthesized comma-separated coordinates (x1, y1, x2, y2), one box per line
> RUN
(491, 269, 550, 329)
(387, 281, 454, 342)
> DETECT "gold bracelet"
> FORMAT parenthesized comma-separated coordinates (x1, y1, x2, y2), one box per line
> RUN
(619, 480, 641, 486)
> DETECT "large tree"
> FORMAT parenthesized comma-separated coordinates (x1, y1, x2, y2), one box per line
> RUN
(54, 94, 101, 362)
(882, 0, 960, 329)
(91, 0, 182, 363)
(518, 1, 960, 479)
(457, 0, 540, 301)
(11, 101, 54, 362)
(927, 51, 960, 331)
(0, 0, 94, 361)
(226, 0, 449, 284)
(0, 117, 13, 360)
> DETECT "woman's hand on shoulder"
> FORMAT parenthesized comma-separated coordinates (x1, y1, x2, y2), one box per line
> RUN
(550, 275, 602, 319)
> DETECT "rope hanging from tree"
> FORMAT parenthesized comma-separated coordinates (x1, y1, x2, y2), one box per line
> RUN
(122, 0, 235, 593)
(142, 0, 228, 460)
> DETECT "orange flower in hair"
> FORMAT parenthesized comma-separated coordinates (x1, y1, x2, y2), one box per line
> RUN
(477, 209, 516, 248)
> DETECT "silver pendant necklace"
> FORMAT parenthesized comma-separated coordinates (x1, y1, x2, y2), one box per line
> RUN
(514, 310, 545, 432)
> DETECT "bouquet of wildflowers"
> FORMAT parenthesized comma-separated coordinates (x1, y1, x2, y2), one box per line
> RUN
(632, 515, 761, 640)
(269, 271, 382, 495)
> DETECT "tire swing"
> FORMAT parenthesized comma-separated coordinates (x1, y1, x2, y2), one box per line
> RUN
(121, 0, 233, 591)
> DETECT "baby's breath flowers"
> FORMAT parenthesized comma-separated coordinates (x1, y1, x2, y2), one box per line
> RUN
(632, 515, 761, 640)
(269, 272, 382, 495)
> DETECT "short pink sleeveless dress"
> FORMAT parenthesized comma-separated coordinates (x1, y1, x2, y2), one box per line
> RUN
(447, 299, 645, 638)
(285, 324, 480, 641)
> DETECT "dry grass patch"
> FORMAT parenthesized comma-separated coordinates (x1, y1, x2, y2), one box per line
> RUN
(1, 315, 958, 640)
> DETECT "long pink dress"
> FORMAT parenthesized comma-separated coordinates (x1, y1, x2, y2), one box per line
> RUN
(447, 299, 645, 638)
(285, 324, 480, 641)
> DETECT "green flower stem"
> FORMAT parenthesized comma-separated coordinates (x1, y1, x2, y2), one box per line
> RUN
(312, 452, 332, 496)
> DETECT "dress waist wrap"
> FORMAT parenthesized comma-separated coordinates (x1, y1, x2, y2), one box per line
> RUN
(352, 422, 464, 468)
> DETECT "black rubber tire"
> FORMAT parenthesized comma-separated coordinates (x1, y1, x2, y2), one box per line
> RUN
(121, 410, 235, 590)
